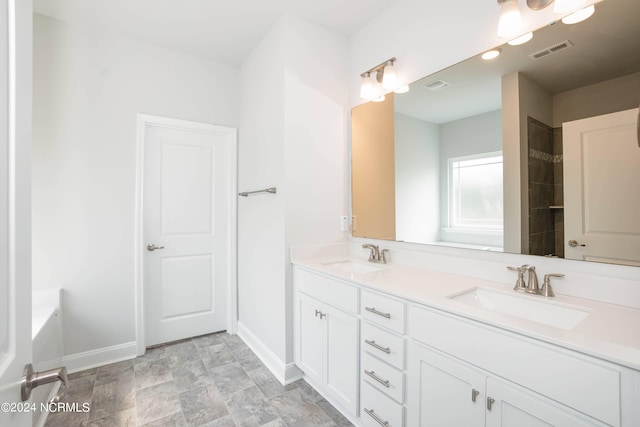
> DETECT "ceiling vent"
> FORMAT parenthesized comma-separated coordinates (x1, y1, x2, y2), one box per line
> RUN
(424, 80, 450, 91)
(530, 40, 574, 59)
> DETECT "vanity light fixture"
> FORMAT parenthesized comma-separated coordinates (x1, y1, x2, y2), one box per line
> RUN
(526, 0, 553, 10)
(482, 48, 502, 60)
(508, 32, 534, 45)
(359, 57, 409, 101)
(381, 60, 398, 90)
(497, 0, 524, 38)
(359, 72, 376, 100)
(561, 4, 595, 24)
(498, 0, 595, 39)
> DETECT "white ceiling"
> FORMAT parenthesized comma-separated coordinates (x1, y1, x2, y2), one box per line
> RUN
(33, 0, 399, 66)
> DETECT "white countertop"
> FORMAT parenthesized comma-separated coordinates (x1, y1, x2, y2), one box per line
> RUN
(292, 255, 640, 371)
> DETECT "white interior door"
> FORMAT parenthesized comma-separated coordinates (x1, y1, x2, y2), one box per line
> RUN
(0, 0, 32, 425)
(563, 108, 640, 265)
(143, 117, 236, 347)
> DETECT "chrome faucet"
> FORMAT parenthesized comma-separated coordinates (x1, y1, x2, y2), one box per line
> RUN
(524, 265, 540, 294)
(362, 244, 388, 264)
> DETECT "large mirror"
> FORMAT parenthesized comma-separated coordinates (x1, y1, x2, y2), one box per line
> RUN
(352, 0, 640, 266)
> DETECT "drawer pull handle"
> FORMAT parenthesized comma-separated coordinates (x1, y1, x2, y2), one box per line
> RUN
(364, 370, 390, 388)
(364, 408, 390, 426)
(487, 396, 495, 411)
(471, 388, 480, 402)
(365, 339, 391, 354)
(365, 306, 391, 319)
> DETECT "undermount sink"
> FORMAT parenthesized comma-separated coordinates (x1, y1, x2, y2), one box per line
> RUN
(449, 288, 590, 330)
(322, 260, 385, 274)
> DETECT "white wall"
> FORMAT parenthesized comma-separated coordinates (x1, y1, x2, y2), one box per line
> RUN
(283, 15, 350, 362)
(394, 113, 439, 244)
(238, 14, 349, 379)
(237, 17, 288, 369)
(32, 14, 239, 359)
(350, 0, 638, 288)
(553, 71, 640, 127)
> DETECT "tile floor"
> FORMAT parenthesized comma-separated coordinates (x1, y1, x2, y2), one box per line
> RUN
(44, 332, 353, 427)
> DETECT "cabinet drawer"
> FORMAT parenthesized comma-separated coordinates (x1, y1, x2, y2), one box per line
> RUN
(361, 382, 404, 427)
(294, 268, 359, 313)
(362, 352, 404, 403)
(362, 322, 405, 369)
(361, 290, 406, 333)
(410, 305, 621, 427)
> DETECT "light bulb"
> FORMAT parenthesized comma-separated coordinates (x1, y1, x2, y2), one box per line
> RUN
(394, 85, 410, 94)
(372, 95, 386, 103)
(554, 0, 586, 14)
(497, 0, 524, 38)
(561, 4, 595, 24)
(381, 61, 398, 90)
(482, 49, 502, 60)
(360, 72, 375, 100)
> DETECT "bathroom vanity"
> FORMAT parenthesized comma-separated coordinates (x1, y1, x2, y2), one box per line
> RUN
(292, 251, 640, 427)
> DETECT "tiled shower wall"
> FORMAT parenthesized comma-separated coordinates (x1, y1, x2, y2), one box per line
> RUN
(552, 128, 564, 258)
(527, 117, 564, 257)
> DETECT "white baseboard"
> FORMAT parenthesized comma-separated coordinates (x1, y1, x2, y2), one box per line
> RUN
(236, 322, 303, 386)
(63, 341, 137, 374)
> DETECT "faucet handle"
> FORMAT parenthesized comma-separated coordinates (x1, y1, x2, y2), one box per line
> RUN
(380, 249, 389, 264)
(541, 274, 565, 297)
(507, 265, 527, 291)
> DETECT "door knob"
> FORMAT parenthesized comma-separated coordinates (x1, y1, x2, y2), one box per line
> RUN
(21, 363, 67, 402)
(147, 244, 165, 251)
(568, 240, 586, 247)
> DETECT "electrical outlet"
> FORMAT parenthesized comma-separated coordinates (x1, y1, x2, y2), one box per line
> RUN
(340, 216, 349, 232)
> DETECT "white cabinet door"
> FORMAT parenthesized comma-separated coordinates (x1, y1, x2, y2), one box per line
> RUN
(485, 377, 605, 427)
(295, 293, 323, 384)
(407, 343, 484, 427)
(324, 303, 359, 415)
(294, 291, 359, 416)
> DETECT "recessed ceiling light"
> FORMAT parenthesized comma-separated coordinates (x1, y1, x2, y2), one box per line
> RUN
(482, 49, 502, 60)
(562, 4, 595, 24)
(508, 32, 533, 46)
